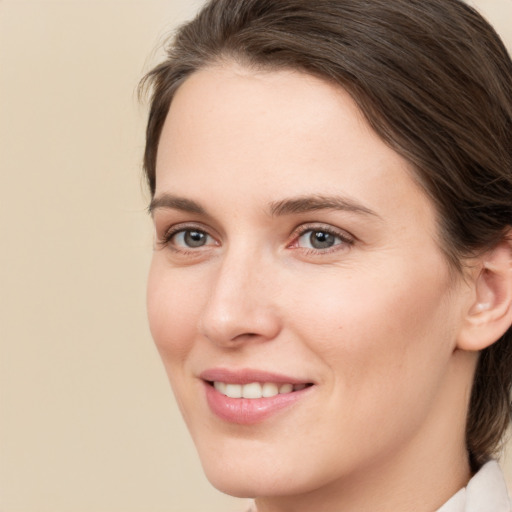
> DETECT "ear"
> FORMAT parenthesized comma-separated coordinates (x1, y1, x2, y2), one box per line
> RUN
(457, 235, 512, 351)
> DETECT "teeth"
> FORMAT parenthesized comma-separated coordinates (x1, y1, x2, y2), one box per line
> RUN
(224, 383, 242, 398)
(213, 381, 226, 394)
(262, 382, 279, 397)
(213, 381, 308, 399)
(279, 383, 293, 394)
(242, 382, 262, 399)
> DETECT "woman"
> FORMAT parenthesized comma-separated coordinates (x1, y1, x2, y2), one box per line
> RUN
(140, 0, 512, 510)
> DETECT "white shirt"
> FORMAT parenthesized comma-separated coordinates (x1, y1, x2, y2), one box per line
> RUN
(436, 461, 511, 512)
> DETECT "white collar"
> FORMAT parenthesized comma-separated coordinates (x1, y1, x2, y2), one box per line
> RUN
(436, 461, 511, 512)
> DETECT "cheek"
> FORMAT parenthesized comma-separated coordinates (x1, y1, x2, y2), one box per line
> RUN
(278, 263, 459, 469)
(291, 259, 457, 398)
(146, 258, 201, 364)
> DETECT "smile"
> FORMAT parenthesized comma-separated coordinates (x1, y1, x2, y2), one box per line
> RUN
(202, 372, 314, 424)
(212, 381, 309, 399)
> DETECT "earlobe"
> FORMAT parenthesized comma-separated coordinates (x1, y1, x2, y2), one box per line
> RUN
(457, 237, 512, 351)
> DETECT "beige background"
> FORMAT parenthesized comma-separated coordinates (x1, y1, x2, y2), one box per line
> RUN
(1, 1, 511, 511)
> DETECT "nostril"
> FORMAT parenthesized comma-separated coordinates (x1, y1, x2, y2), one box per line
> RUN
(231, 332, 259, 342)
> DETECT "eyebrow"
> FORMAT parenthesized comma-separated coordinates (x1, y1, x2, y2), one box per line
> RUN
(148, 192, 380, 219)
(148, 194, 206, 216)
(270, 194, 380, 218)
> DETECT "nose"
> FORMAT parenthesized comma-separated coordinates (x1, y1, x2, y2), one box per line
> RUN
(198, 250, 282, 347)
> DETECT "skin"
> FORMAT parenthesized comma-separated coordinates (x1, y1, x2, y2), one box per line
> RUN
(147, 63, 480, 512)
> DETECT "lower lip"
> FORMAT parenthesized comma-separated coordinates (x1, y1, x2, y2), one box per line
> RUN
(204, 382, 312, 425)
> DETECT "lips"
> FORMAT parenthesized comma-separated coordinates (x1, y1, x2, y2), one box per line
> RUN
(200, 368, 314, 424)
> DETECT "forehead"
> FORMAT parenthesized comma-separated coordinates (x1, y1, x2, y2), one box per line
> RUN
(155, 63, 437, 235)
(158, 63, 373, 162)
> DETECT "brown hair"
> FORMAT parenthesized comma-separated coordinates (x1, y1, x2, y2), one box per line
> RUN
(140, 0, 512, 470)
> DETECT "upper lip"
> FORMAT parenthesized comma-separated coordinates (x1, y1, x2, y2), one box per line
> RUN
(200, 368, 313, 385)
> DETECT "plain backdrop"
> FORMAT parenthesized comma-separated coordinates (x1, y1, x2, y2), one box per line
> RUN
(1, 1, 511, 511)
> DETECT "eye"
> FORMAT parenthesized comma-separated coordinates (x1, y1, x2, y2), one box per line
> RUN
(298, 230, 340, 250)
(289, 225, 354, 254)
(160, 225, 218, 252)
(172, 229, 212, 248)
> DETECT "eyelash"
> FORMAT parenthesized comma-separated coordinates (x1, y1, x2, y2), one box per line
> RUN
(158, 223, 218, 254)
(158, 223, 355, 256)
(289, 224, 355, 254)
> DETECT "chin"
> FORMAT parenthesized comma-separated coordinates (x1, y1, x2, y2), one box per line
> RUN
(196, 443, 276, 497)
(203, 467, 302, 499)
(204, 472, 260, 499)
(196, 441, 329, 499)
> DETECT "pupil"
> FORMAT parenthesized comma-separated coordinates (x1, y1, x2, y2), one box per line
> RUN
(185, 230, 206, 247)
(310, 231, 334, 249)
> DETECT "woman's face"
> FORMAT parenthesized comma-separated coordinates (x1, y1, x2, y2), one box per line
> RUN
(148, 64, 471, 500)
